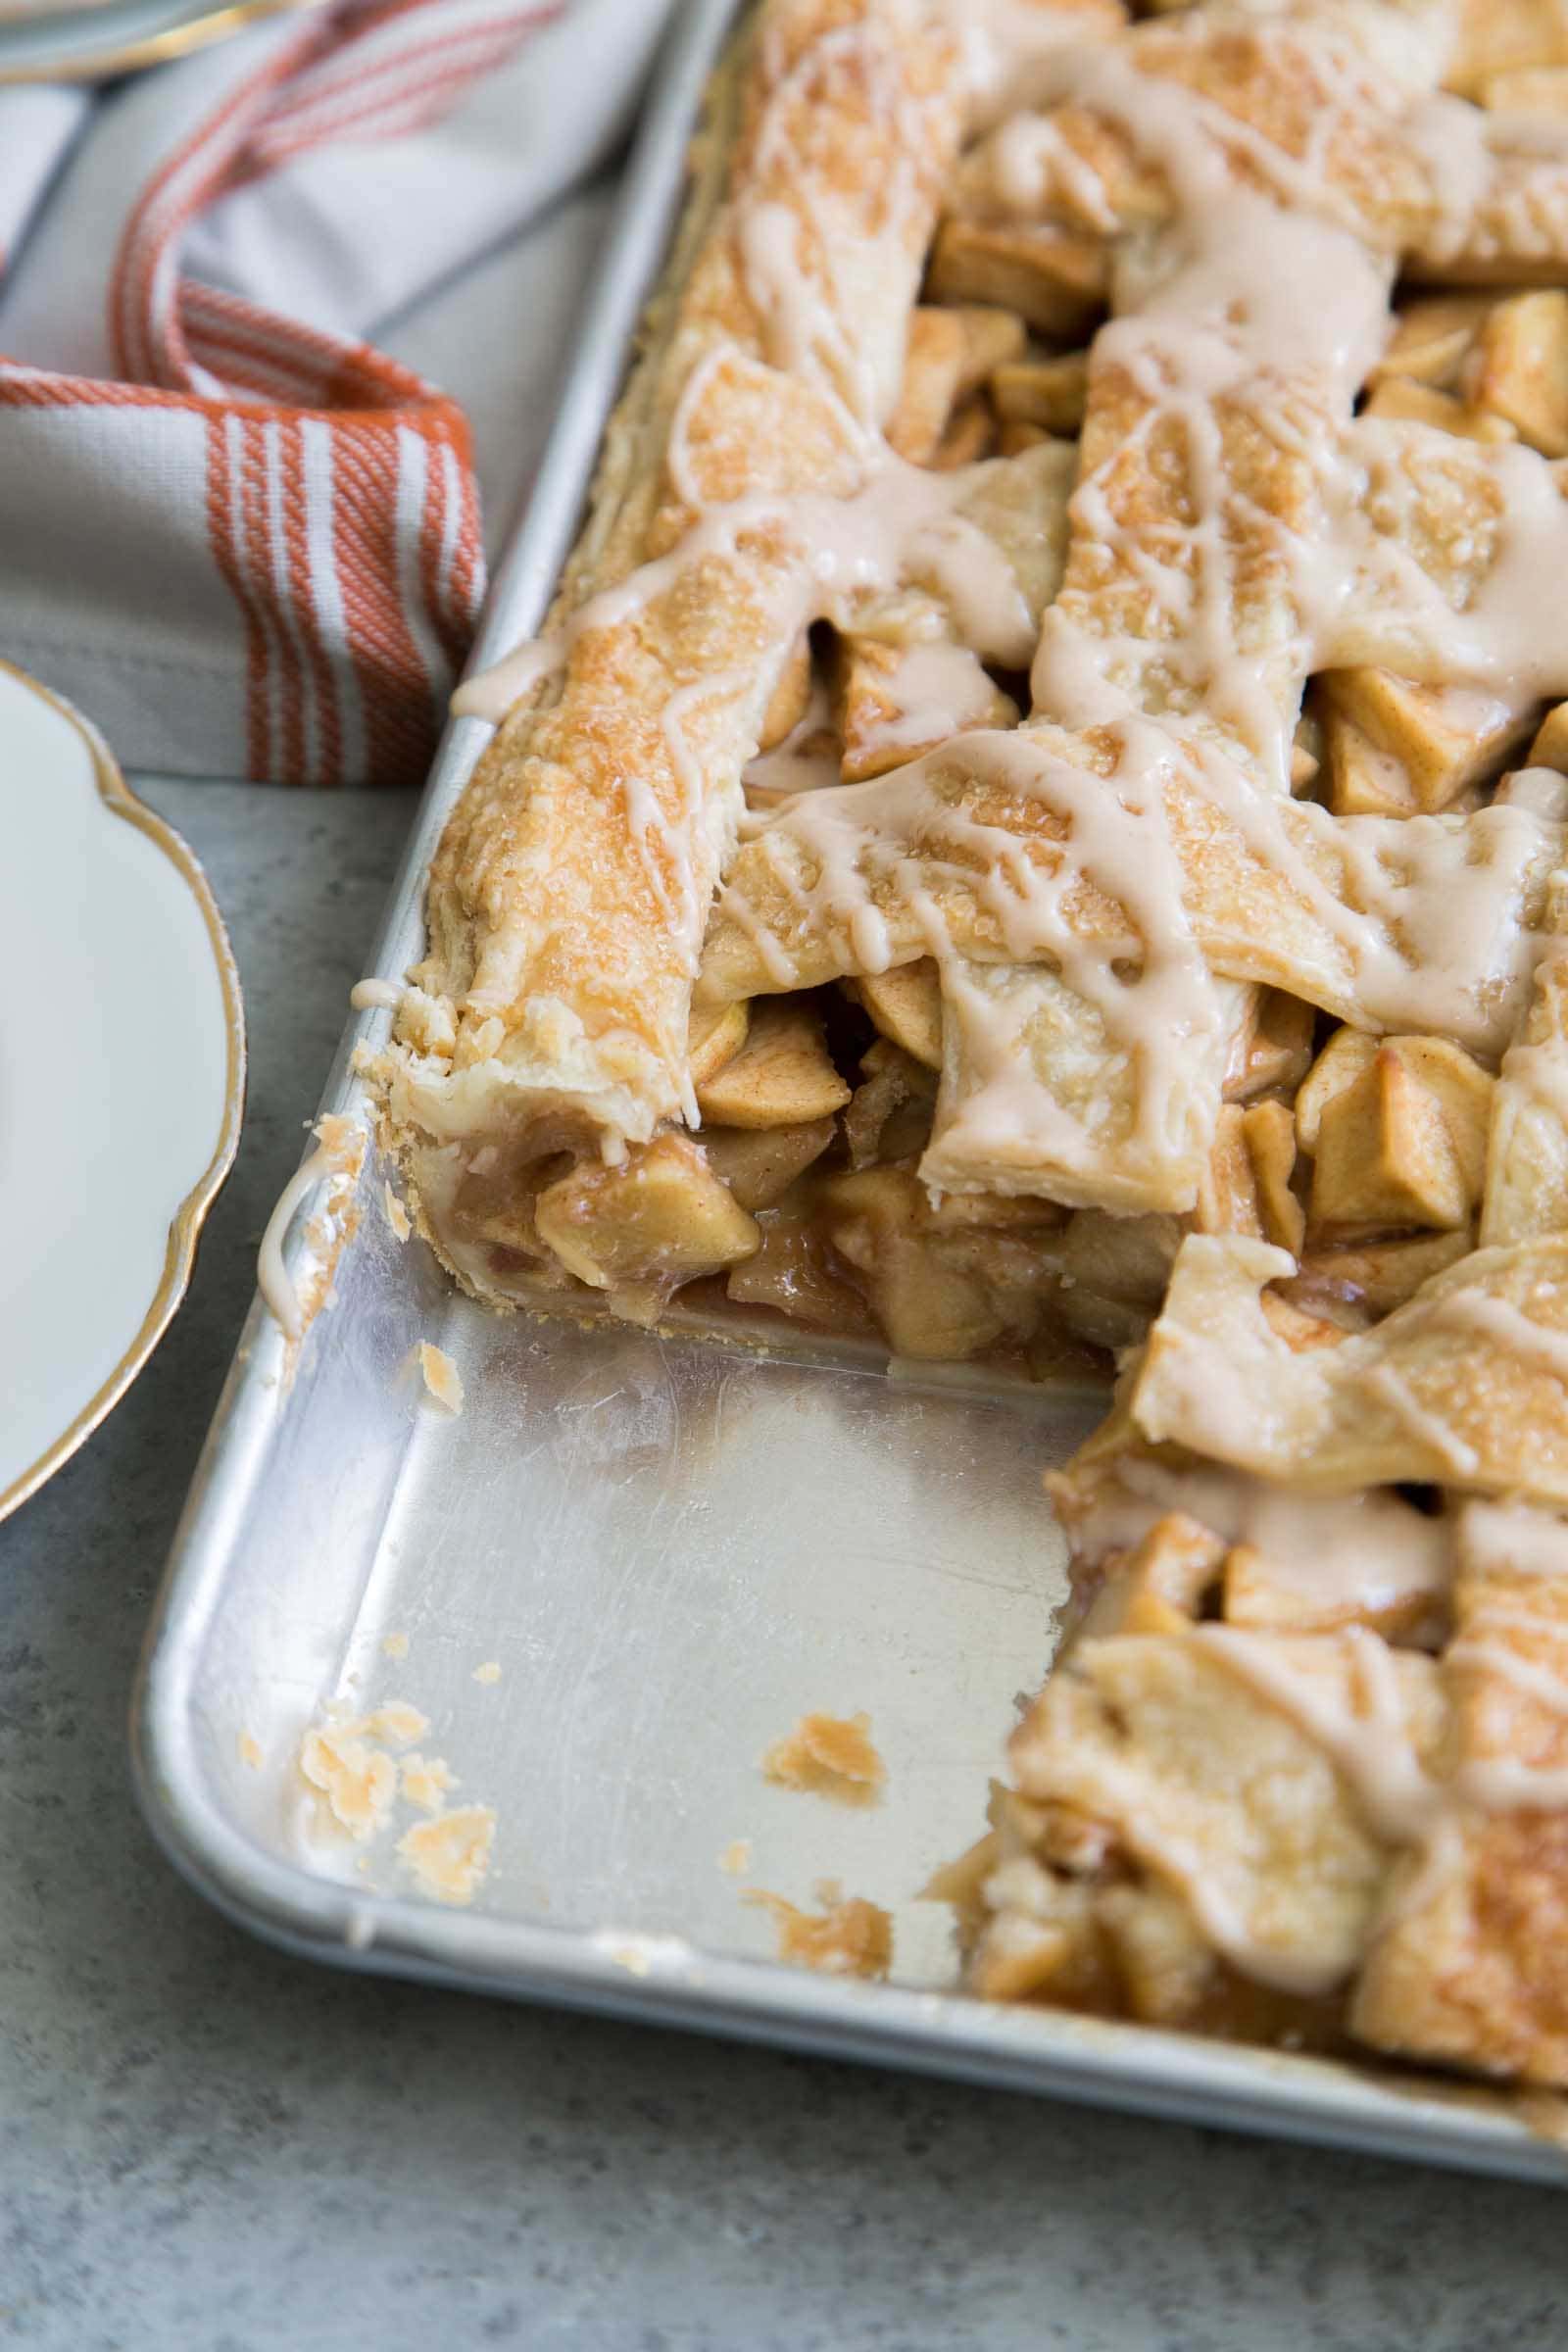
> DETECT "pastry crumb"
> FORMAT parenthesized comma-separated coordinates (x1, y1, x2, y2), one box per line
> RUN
(381, 1630, 410, 1661)
(761, 1711, 886, 1806)
(299, 1728, 397, 1841)
(398, 1806, 496, 1905)
(383, 1182, 412, 1244)
(416, 1342, 465, 1413)
(316, 1111, 364, 1171)
(472, 1660, 502, 1686)
(400, 1753, 459, 1815)
(719, 1838, 754, 1876)
(361, 1699, 428, 1746)
(237, 1731, 263, 1770)
(746, 1882, 892, 1980)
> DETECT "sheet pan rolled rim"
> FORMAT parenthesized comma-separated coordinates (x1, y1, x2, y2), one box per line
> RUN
(130, 0, 1568, 2187)
(129, 1642, 1568, 2184)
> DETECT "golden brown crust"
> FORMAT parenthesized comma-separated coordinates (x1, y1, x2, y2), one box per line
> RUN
(1128, 1232, 1568, 1502)
(1352, 1815, 1568, 2082)
(398, 0, 966, 1176)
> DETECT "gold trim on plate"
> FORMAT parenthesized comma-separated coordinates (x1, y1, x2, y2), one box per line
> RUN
(0, 0, 324, 86)
(0, 662, 247, 1524)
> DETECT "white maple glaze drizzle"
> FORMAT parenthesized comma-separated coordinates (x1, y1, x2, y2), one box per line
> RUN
(257, 1121, 365, 1342)
(1067, 1453, 1454, 1618)
(1362, 1362, 1481, 1478)
(962, 24, 1397, 250)
(742, 678, 841, 802)
(665, 668, 754, 949)
(1426, 1287, 1568, 1383)
(987, 105, 1121, 226)
(456, 453, 1037, 734)
(452, 638, 564, 725)
(1458, 1753, 1568, 1810)
(457, 8, 997, 732)
(1200, 1616, 1568, 1839)
(1456, 1602, 1568, 1650)
(1166, 1598, 1568, 1988)
(453, 6, 1066, 739)
(1461, 1497, 1568, 1578)
(718, 720, 1558, 1058)
(350, 978, 404, 1011)
(258, 1148, 332, 1341)
(953, 726, 1223, 1176)
(858, 637, 1011, 760)
(662, 344, 758, 514)
(741, 16, 935, 429)
(1197, 1623, 1442, 1847)
(1411, 99, 1568, 278)
(1446, 1636, 1568, 1717)
(932, 0, 1121, 135)
(739, 198, 882, 432)
(1046, 1735, 1354, 1997)
(1331, 432, 1568, 701)
(1397, 89, 1495, 264)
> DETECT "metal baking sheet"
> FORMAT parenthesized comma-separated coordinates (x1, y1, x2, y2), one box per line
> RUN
(132, 0, 1568, 2184)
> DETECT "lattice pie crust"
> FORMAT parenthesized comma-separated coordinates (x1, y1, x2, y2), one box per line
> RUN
(381, 0, 1568, 2091)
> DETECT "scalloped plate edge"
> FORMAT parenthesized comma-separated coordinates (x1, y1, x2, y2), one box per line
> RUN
(0, 662, 246, 1523)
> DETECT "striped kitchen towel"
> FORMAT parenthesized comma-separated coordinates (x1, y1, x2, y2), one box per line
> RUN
(0, 0, 671, 785)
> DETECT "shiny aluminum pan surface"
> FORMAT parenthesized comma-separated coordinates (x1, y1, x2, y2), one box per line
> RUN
(132, 0, 1568, 2184)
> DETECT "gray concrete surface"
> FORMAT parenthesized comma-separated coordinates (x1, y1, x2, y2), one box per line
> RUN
(2, 778, 1566, 2351)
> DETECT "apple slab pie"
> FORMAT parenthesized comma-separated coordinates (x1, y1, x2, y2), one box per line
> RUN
(382, 0, 1568, 2089)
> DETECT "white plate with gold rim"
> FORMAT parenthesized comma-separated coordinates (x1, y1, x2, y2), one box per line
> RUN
(0, 0, 319, 86)
(0, 662, 243, 1522)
